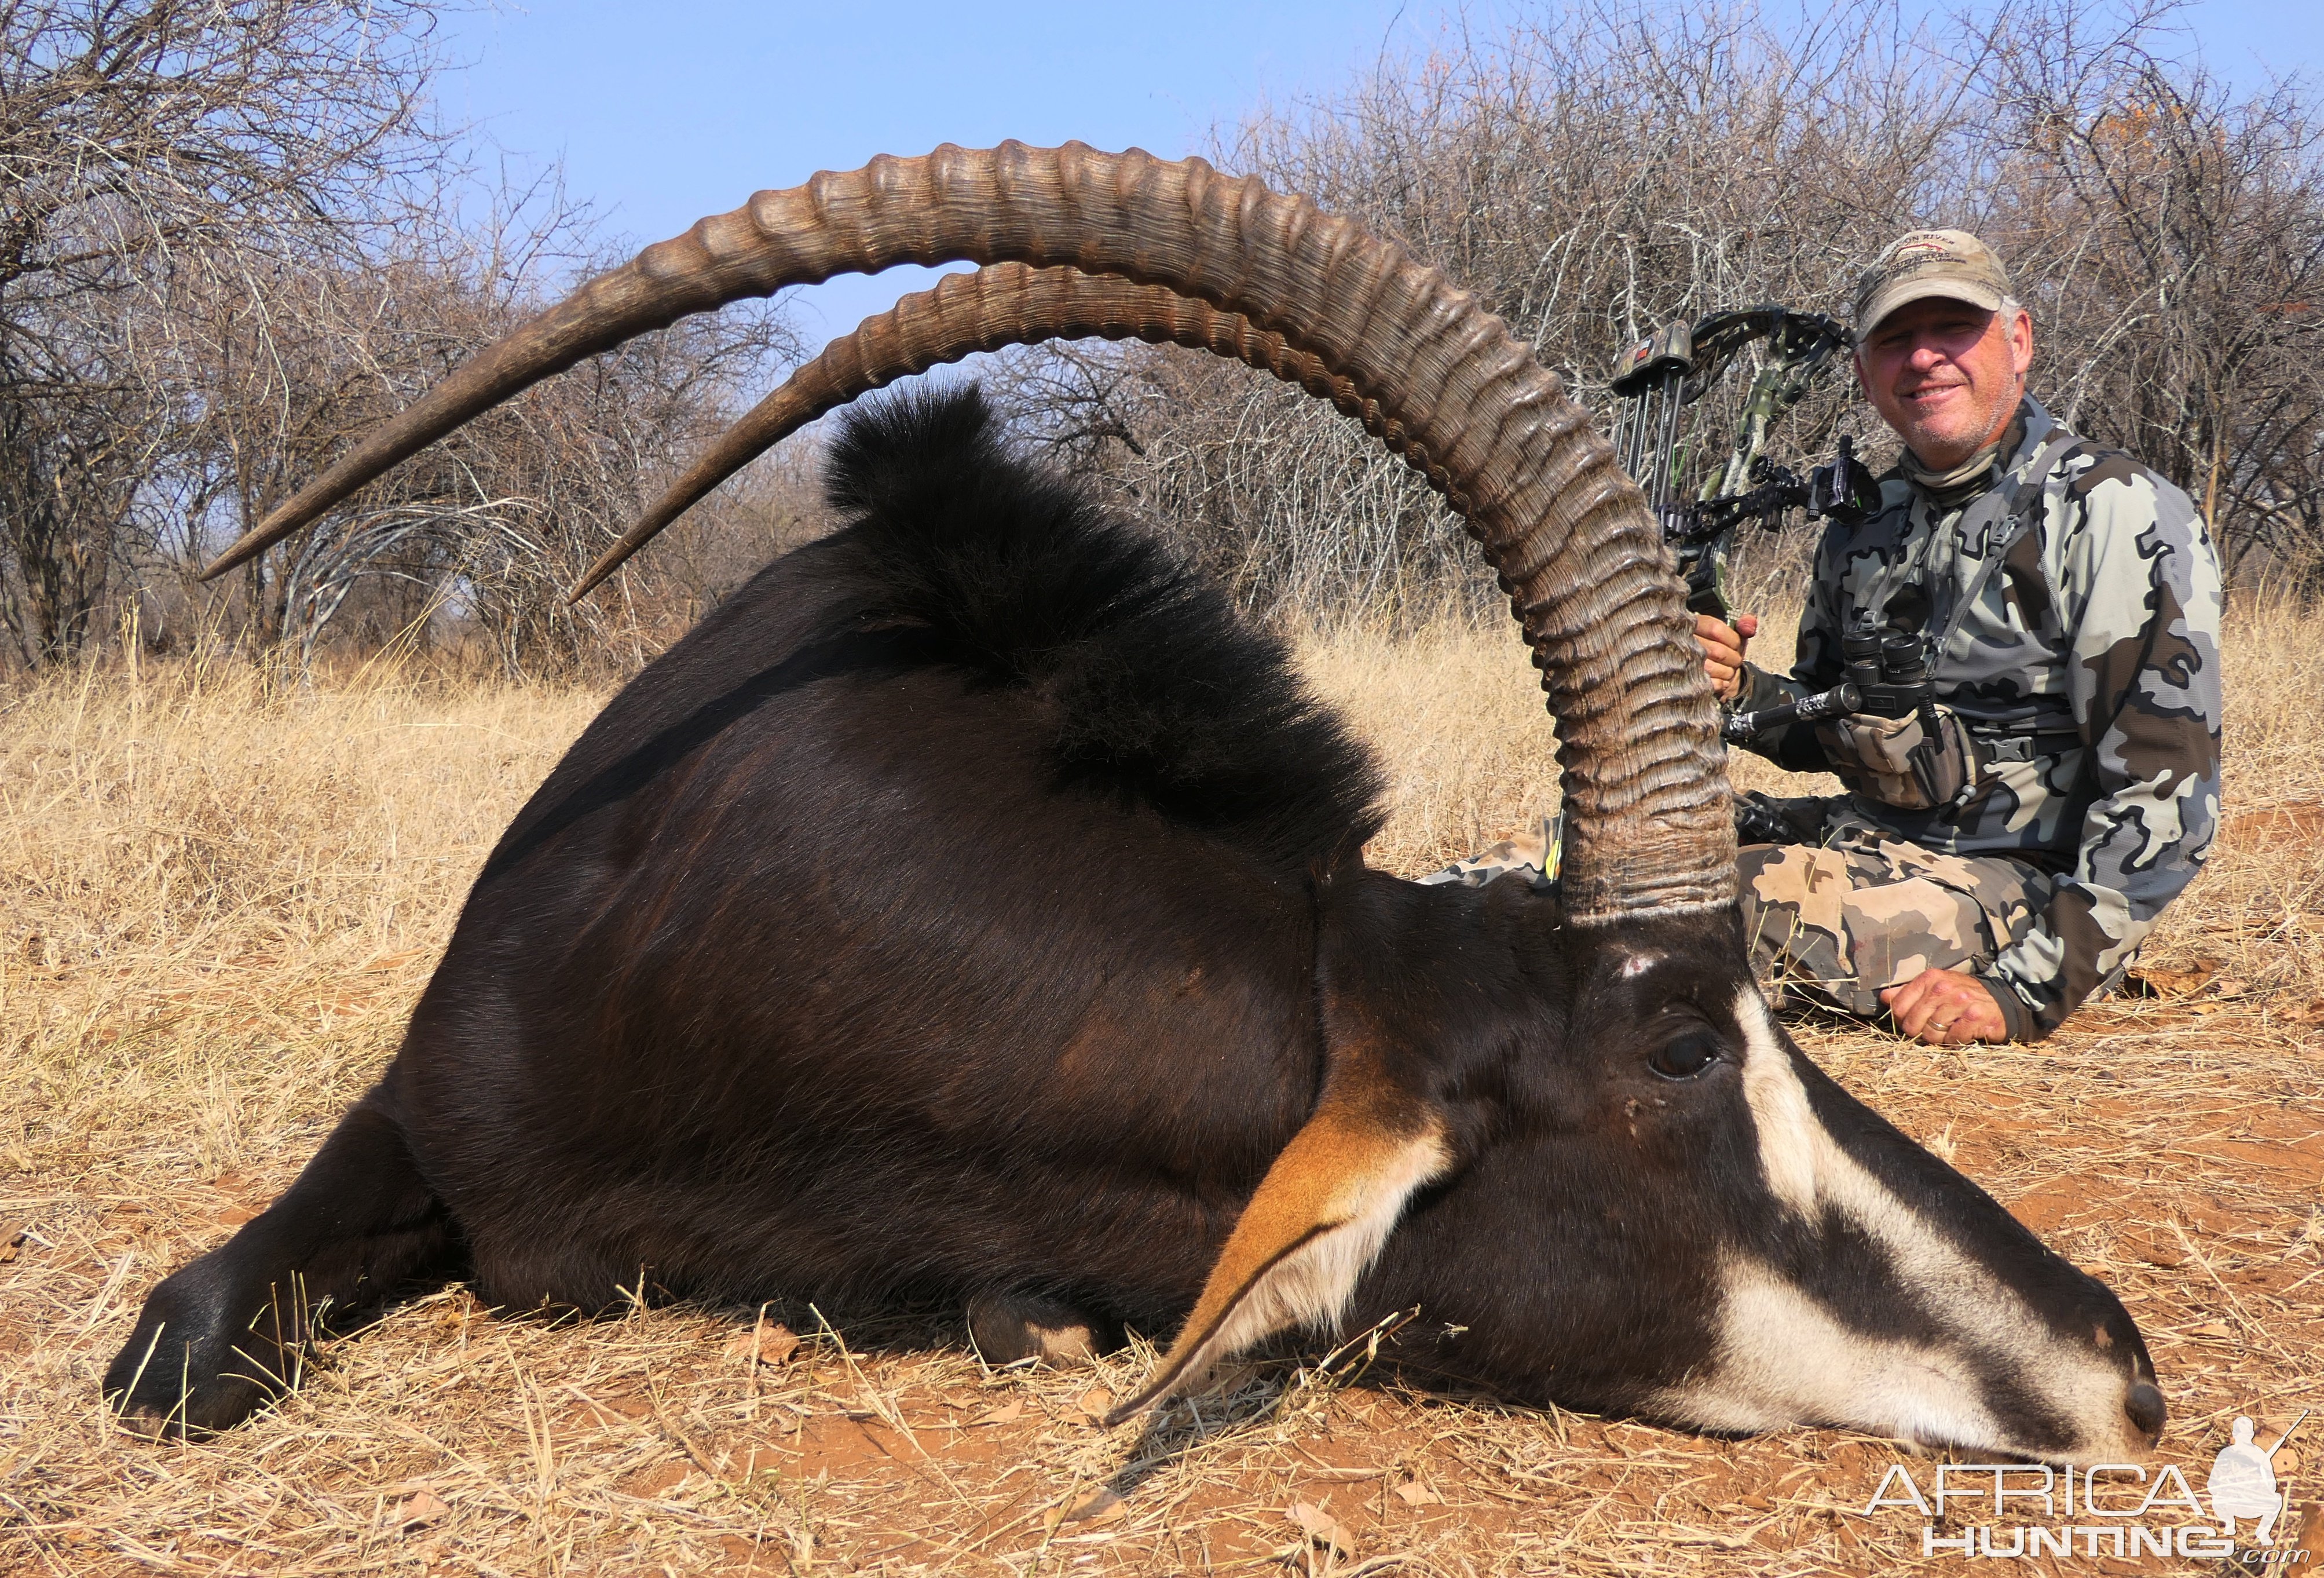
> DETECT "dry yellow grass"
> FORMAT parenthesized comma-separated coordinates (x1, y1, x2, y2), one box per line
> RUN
(2, 607, 2320, 1576)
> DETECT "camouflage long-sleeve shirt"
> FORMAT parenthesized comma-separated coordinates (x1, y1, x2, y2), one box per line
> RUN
(1736, 396, 2223, 1039)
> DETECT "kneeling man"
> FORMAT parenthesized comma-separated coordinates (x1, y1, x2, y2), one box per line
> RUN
(1701, 231, 2221, 1044)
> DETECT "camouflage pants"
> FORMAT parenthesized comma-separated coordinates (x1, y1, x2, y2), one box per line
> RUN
(1423, 806, 2050, 1018)
(1736, 823, 2049, 1017)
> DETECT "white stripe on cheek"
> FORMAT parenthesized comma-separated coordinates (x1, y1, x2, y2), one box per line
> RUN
(1735, 987, 1817, 1215)
(1662, 1258, 2006, 1448)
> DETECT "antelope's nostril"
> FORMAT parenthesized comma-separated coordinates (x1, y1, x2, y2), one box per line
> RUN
(2124, 1380, 2167, 1438)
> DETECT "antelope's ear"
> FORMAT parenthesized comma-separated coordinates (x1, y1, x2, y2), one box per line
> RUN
(1106, 873, 1510, 1429)
(1104, 1049, 1450, 1426)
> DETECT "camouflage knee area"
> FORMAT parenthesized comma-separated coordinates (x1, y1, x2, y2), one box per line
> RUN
(1836, 876, 1993, 1000)
(1858, 838, 2045, 944)
(1737, 843, 1875, 1014)
(1739, 835, 2047, 1021)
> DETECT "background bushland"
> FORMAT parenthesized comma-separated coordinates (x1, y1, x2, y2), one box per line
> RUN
(4, 0, 2321, 673)
(0, 0, 806, 676)
(997, 0, 2324, 626)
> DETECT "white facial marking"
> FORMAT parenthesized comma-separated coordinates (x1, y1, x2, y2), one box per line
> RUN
(1667, 1260, 2008, 1449)
(1736, 989, 1818, 1213)
(1657, 988, 2151, 1464)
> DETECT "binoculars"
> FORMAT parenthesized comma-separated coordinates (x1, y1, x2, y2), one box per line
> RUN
(1842, 624, 1935, 720)
(1721, 620, 1933, 745)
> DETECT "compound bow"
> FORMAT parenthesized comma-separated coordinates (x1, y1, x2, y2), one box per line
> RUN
(1609, 306, 1881, 623)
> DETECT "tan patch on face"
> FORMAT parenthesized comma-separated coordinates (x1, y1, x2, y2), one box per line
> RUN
(1736, 987, 1820, 1215)
(1107, 1049, 1447, 1424)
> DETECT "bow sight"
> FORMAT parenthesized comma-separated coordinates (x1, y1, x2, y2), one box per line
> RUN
(1609, 306, 1883, 620)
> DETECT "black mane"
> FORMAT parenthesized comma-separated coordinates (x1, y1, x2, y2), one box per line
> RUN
(815, 385, 1384, 870)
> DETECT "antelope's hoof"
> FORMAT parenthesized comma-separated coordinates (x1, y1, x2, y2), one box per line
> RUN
(967, 1291, 1101, 1366)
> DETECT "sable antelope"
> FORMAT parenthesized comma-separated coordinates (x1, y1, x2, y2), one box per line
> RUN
(107, 144, 2166, 1462)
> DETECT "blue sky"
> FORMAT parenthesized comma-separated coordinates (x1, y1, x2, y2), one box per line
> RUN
(434, 0, 1412, 344)
(433, 1, 2323, 352)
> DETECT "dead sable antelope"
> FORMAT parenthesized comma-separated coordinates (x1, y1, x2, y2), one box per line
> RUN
(107, 143, 2167, 1462)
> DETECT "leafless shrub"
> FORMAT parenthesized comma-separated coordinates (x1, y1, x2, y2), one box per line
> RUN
(0, 0, 807, 675)
(1978, 9, 2324, 585)
(12, 0, 2317, 663)
(149, 196, 801, 675)
(0, 0, 450, 666)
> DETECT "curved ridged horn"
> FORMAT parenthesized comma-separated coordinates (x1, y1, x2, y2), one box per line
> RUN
(202, 141, 1732, 918)
(570, 263, 1397, 601)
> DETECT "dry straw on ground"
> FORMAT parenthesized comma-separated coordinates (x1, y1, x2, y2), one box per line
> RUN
(3, 607, 2320, 1576)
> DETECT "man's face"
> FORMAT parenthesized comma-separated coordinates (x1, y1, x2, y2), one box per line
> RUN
(1854, 296, 2033, 468)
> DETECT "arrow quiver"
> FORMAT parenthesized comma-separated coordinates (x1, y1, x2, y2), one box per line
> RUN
(1607, 307, 1876, 623)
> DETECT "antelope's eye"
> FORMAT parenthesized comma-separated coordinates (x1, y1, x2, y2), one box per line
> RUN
(1648, 1030, 1725, 1081)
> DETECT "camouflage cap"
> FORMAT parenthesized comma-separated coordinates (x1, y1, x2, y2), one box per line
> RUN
(1853, 230, 2014, 342)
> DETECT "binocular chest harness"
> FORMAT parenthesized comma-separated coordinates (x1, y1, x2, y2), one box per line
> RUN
(1807, 423, 2087, 814)
(1609, 312, 2084, 819)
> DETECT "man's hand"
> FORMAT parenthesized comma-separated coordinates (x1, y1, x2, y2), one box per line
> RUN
(1695, 612, 1758, 700)
(1880, 967, 2008, 1046)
